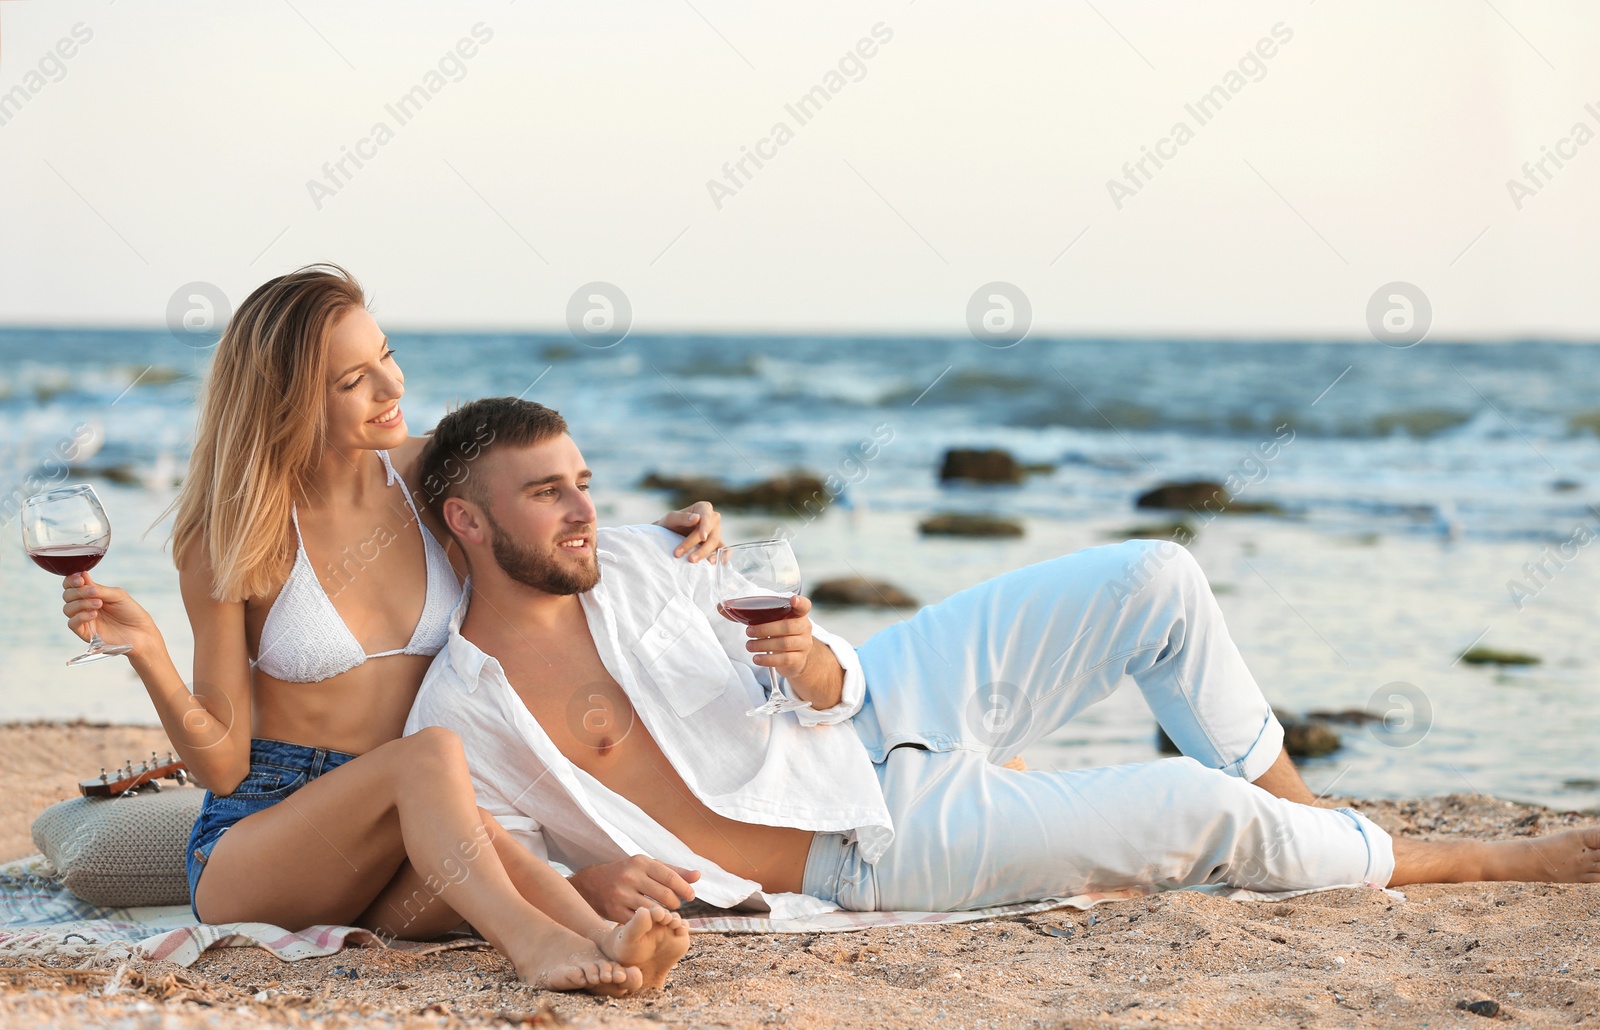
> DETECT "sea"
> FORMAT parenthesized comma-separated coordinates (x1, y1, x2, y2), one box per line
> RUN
(3, 328, 1599, 811)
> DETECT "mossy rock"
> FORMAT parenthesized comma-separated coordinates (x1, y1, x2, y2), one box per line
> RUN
(1135, 480, 1283, 516)
(1282, 723, 1342, 758)
(918, 513, 1024, 538)
(1305, 708, 1380, 726)
(1372, 408, 1472, 438)
(1569, 411, 1600, 435)
(1106, 520, 1194, 544)
(638, 471, 832, 516)
(1458, 647, 1541, 667)
(939, 448, 1024, 485)
(811, 577, 918, 609)
(1160, 710, 1342, 760)
(1136, 480, 1228, 511)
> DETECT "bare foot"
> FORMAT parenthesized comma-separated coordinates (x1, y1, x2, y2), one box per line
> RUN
(508, 932, 644, 995)
(590, 907, 691, 990)
(1482, 826, 1600, 883)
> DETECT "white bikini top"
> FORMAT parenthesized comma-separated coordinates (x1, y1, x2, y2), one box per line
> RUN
(251, 450, 463, 683)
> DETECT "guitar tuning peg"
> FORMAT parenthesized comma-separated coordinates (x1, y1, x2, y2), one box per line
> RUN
(99, 768, 108, 783)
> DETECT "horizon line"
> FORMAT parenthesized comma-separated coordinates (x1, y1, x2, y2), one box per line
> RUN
(2, 323, 1598, 346)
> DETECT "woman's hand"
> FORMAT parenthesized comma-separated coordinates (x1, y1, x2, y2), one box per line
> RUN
(61, 572, 161, 656)
(656, 501, 724, 562)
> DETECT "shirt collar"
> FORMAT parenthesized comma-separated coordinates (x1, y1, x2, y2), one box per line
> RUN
(444, 577, 491, 691)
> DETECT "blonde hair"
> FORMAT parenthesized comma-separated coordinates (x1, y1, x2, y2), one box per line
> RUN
(168, 264, 367, 601)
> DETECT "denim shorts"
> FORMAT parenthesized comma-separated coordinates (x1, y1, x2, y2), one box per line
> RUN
(184, 737, 358, 921)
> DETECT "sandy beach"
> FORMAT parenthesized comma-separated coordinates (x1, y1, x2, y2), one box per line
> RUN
(2, 721, 1597, 1029)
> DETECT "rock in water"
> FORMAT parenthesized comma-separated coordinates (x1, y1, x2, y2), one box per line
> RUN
(1458, 647, 1541, 667)
(918, 513, 1025, 538)
(1305, 708, 1381, 725)
(1106, 520, 1195, 544)
(811, 577, 918, 609)
(939, 448, 1024, 485)
(1135, 480, 1283, 515)
(638, 471, 832, 516)
(1282, 723, 1341, 758)
(1136, 481, 1229, 511)
(1160, 709, 1343, 759)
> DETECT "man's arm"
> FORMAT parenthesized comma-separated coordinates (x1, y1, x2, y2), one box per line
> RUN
(618, 525, 868, 724)
(568, 857, 702, 923)
(611, 530, 870, 722)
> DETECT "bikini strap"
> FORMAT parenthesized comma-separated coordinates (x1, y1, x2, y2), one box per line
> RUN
(377, 449, 400, 487)
(379, 450, 426, 523)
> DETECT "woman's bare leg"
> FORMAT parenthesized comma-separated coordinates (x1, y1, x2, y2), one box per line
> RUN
(355, 809, 689, 989)
(1389, 827, 1600, 886)
(194, 727, 640, 993)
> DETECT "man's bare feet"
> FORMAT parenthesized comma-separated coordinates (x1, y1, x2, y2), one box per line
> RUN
(1391, 826, 1600, 886)
(504, 929, 644, 995)
(589, 906, 691, 990)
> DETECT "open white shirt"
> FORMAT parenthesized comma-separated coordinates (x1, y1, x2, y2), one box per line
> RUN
(404, 524, 892, 918)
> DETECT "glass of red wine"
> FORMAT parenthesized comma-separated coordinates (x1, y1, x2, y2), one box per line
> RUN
(715, 538, 813, 717)
(21, 484, 132, 666)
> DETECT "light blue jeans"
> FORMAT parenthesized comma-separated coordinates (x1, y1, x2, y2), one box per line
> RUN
(802, 540, 1394, 911)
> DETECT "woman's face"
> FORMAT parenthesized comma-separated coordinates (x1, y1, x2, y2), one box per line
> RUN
(323, 307, 408, 450)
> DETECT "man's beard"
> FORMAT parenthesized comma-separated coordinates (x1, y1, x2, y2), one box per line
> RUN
(483, 510, 601, 595)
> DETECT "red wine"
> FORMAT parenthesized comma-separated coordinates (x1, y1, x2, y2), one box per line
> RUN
(29, 546, 106, 576)
(718, 595, 799, 625)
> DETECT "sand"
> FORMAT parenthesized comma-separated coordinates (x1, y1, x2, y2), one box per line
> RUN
(2, 721, 1597, 1029)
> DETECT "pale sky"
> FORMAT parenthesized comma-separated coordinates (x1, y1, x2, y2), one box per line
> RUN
(3, 0, 1599, 338)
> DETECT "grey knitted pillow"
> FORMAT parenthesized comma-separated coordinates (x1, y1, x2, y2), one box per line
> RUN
(31, 787, 204, 908)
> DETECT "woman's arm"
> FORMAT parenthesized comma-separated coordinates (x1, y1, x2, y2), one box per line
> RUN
(654, 501, 723, 562)
(60, 550, 254, 794)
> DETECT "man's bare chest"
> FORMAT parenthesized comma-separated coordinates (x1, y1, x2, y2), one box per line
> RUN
(503, 641, 650, 776)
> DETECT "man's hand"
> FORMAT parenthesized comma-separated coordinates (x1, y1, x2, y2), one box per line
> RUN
(745, 595, 844, 710)
(745, 594, 816, 680)
(569, 856, 701, 922)
(656, 501, 724, 562)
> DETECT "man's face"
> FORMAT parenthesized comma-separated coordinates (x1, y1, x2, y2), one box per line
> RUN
(475, 434, 600, 595)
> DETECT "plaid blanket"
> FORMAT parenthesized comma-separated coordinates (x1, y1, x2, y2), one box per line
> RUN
(0, 852, 1402, 968)
(0, 853, 484, 967)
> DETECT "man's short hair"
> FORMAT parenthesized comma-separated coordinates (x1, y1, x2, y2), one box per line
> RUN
(417, 397, 569, 534)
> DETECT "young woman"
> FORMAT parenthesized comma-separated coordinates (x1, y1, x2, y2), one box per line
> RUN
(55, 265, 714, 993)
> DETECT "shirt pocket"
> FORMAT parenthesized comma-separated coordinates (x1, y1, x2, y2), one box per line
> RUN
(630, 593, 732, 717)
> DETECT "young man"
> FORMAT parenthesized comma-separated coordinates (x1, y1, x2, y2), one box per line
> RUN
(405, 397, 1600, 922)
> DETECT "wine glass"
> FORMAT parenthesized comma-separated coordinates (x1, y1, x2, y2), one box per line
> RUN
(21, 484, 133, 665)
(715, 538, 813, 717)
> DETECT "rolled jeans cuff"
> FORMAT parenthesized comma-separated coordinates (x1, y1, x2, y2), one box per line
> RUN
(1228, 709, 1286, 782)
(801, 831, 875, 910)
(1337, 806, 1397, 887)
